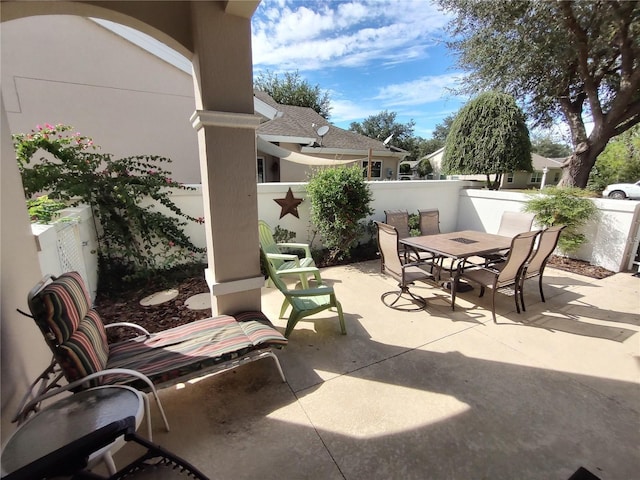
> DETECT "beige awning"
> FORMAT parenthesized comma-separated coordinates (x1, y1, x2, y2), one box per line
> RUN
(257, 137, 360, 166)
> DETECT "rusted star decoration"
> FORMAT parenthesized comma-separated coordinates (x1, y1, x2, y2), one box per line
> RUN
(274, 187, 303, 219)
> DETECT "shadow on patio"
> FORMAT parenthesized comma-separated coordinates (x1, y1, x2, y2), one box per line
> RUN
(113, 261, 639, 480)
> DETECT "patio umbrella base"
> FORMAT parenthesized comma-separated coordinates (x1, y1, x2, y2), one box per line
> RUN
(381, 290, 427, 311)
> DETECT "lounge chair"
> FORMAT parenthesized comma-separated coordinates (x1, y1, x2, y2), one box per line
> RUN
(15, 272, 288, 434)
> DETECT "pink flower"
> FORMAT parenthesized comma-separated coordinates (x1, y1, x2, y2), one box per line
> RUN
(45, 123, 54, 130)
(168, 241, 175, 247)
(36, 125, 42, 131)
(196, 217, 205, 224)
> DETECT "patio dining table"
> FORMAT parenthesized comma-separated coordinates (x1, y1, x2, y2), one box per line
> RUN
(400, 230, 512, 309)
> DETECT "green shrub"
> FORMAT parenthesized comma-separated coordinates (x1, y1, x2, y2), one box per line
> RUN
(408, 213, 420, 236)
(272, 225, 296, 243)
(306, 165, 374, 262)
(14, 123, 205, 287)
(524, 187, 598, 254)
(27, 195, 66, 223)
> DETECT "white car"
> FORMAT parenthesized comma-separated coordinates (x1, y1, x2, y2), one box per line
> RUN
(602, 180, 640, 200)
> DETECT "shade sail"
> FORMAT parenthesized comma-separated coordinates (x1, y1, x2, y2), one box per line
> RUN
(257, 137, 360, 166)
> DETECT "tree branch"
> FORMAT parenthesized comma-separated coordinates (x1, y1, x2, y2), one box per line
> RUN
(560, 1, 605, 124)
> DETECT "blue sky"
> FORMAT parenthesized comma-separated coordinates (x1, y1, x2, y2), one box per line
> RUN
(251, 0, 468, 138)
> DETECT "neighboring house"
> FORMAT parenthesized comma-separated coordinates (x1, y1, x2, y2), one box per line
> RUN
(254, 91, 408, 182)
(422, 147, 564, 189)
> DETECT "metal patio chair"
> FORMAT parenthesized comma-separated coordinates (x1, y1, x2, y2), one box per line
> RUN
(519, 225, 566, 310)
(480, 211, 536, 266)
(376, 221, 435, 311)
(454, 230, 540, 322)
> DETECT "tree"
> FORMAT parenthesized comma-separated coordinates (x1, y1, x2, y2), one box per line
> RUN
(432, 114, 456, 142)
(531, 135, 573, 158)
(416, 138, 444, 158)
(438, 0, 640, 188)
(349, 111, 422, 160)
(587, 124, 640, 192)
(443, 91, 531, 189)
(415, 158, 434, 179)
(254, 70, 331, 119)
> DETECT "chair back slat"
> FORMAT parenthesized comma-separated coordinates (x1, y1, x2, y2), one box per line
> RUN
(260, 248, 289, 292)
(384, 210, 410, 239)
(526, 225, 566, 275)
(258, 220, 284, 266)
(418, 209, 440, 235)
(497, 211, 535, 237)
(376, 222, 403, 280)
(498, 230, 539, 284)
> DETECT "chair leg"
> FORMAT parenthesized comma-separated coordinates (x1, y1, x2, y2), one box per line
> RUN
(147, 388, 170, 433)
(491, 288, 497, 323)
(450, 279, 457, 311)
(285, 311, 302, 338)
(514, 285, 521, 314)
(279, 298, 290, 319)
(335, 299, 347, 335)
(519, 277, 526, 312)
(264, 351, 287, 382)
(142, 392, 152, 440)
(381, 285, 426, 311)
(538, 275, 545, 302)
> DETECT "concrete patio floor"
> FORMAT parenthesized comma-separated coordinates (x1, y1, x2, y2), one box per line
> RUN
(113, 260, 639, 480)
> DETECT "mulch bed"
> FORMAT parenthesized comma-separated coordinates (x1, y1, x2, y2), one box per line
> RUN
(95, 255, 615, 342)
(546, 255, 615, 279)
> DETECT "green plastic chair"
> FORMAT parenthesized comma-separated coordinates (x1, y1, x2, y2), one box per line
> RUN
(258, 220, 315, 288)
(261, 249, 346, 338)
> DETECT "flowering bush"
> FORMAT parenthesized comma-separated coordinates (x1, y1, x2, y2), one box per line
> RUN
(14, 124, 205, 288)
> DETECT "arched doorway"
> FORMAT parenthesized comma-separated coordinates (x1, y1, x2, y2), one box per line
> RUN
(1, 1, 262, 442)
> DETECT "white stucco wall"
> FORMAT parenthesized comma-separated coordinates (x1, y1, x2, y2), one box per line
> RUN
(1, 15, 200, 184)
(457, 189, 640, 272)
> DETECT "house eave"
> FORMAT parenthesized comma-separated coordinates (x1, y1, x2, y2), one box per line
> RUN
(301, 146, 406, 158)
(259, 134, 316, 145)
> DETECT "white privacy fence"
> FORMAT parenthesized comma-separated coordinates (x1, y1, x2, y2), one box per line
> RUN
(32, 205, 99, 300)
(34, 182, 640, 294)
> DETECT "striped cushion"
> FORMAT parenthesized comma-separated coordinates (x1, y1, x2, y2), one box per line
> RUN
(39, 272, 91, 344)
(104, 314, 287, 389)
(58, 309, 109, 387)
(236, 311, 289, 346)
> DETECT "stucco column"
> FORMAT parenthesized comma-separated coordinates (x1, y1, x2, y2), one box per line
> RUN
(0, 97, 51, 443)
(189, 2, 262, 315)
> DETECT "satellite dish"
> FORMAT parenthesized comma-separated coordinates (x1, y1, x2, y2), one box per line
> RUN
(316, 125, 330, 137)
(383, 134, 394, 146)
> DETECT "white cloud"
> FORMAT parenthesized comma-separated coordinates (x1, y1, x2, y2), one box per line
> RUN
(374, 73, 467, 106)
(330, 98, 382, 125)
(252, 0, 451, 71)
